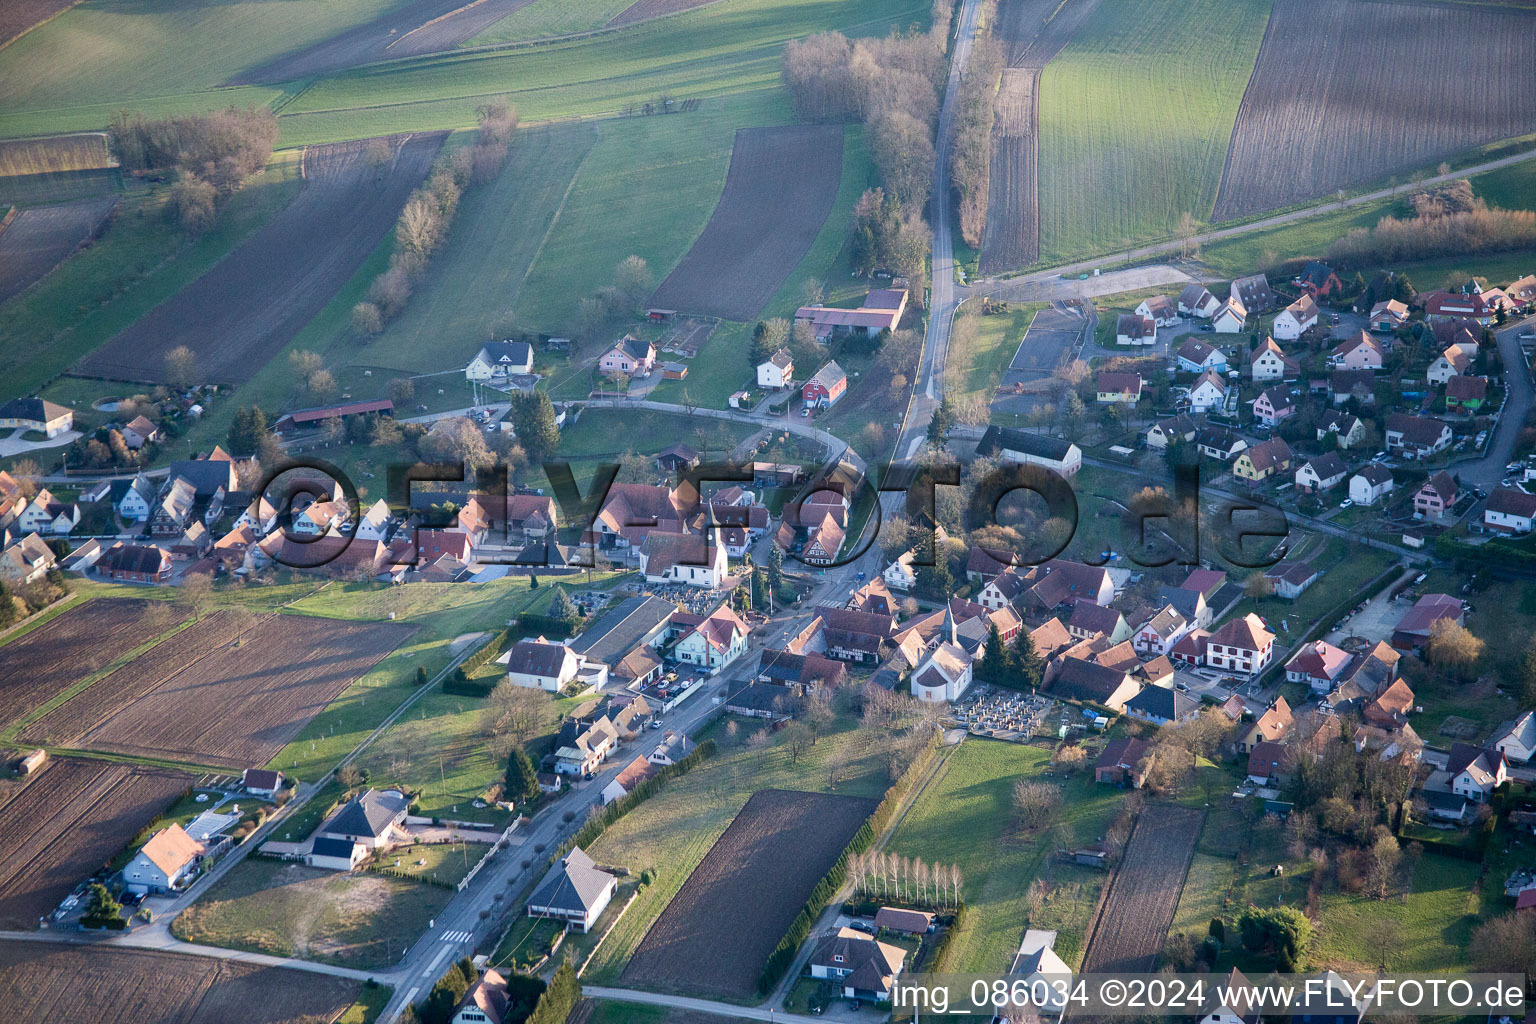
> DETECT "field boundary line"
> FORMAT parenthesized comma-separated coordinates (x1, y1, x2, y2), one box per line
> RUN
(1208, 2, 1276, 221)
(0, 590, 89, 649)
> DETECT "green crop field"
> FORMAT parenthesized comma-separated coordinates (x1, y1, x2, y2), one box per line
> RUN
(465, 0, 639, 43)
(344, 121, 598, 376)
(0, 0, 413, 139)
(272, 0, 930, 146)
(885, 739, 1124, 973)
(1036, 0, 1270, 264)
(0, 151, 304, 403)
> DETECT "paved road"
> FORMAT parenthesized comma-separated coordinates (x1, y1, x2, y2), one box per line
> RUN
(899, 0, 985, 463)
(964, 145, 1536, 294)
(1450, 313, 1534, 487)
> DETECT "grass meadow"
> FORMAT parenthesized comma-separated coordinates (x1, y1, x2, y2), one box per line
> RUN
(465, 0, 641, 43)
(885, 738, 1126, 973)
(1036, 0, 1269, 264)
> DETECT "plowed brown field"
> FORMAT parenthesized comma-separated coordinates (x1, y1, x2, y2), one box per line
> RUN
(0, 194, 117, 303)
(1212, 0, 1536, 220)
(1079, 804, 1203, 974)
(0, 757, 189, 928)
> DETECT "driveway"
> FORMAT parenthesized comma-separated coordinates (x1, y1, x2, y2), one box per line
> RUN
(0, 427, 80, 458)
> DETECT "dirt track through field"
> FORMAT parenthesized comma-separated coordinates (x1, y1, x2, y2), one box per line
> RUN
(646, 125, 843, 322)
(68, 613, 415, 769)
(0, 757, 190, 929)
(1212, 0, 1536, 221)
(622, 788, 876, 999)
(229, 0, 539, 84)
(979, 0, 1100, 274)
(0, 940, 359, 1023)
(0, 194, 117, 304)
(1079, 803, 1203, 974)
(77, 133, 444, 385)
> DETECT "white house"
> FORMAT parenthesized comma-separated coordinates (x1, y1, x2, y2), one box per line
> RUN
(1248, 336, 1297, 382)
(671, 605, 749, 671)
(527, 847, 616, 932)
(1115, 313, 1156, 346)
(116, 474, 156, 522)
(1271, 295, 1319, 340)
(0, 397, 73, 438)
(638, 531, 726, 588)
(882, 549, 916, 592)
(1205, 614, 1274, 677)
(501, 638, 606, 692)
(976, 426, 1081, 477)
(601, 756, 657, 806)
(319, 789, 409, 850)
(122, 823, 205, 895)
(465, 340, 534, 381)
(1295, 453, 1349, 493)
(1211, 295, 1247, 333)
(1198, 969, 1262, 1024)
(1317, 410, 1365, 449)
(1350, 465, 1394, 506)
(1447, 743, 1507, 803)
(1011, 930, 1073, 1015)
(1178, 284, 1219, 318)
(1133, 604, 1192, 656)
(1428, 342, 1477, 385)
(910, 626, 973, 703)
(353, 499, 394, 542)
(1134, 295, 1178, 327)
(1185, 371, 1228, 414)
(757, 347, 794, 389)
(1485, 487, 1536, 534)
(307, 836, 367, 872)
(1493, 711, 1536, 765)
(17, 490, 78, 536)
(241, 768, 284, 798)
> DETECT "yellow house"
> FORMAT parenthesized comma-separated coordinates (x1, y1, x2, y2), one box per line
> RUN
(1232, 438, 1292, 481)
(0, 398, 73, 439)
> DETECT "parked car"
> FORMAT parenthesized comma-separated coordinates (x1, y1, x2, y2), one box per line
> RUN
(1340, 499, 1353, 509)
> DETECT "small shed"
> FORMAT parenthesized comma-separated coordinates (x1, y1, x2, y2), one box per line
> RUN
(17, 749, 46, 774)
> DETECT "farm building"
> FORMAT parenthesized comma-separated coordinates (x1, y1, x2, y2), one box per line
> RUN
(122, 823, 205, 894)
(654, 443, 700, 472)
(272, 399, 393, 435)
(95, 542, 172, 583)
(0, 397, 73, 438)
(794, 288, 907, 340)
(1263, 560, 1320, 599)
(1392, 593, 1464, 653)
(568, 595, 676, 683)
(975, 425, 1082, 476)
(465, 340, 534, 380)
(802, 361, 848, 409)
(527, 846, 616, 932)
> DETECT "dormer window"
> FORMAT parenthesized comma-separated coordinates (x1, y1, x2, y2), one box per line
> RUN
(833, 955, 844, 963)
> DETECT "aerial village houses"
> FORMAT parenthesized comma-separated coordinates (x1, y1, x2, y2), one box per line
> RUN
(1263, 560, 1320, 599)
(1231, 273, 1276, 312)
(122, 823, 205, 895)
(807, 927, 907, 1004)
(465, 340, 533, 381)
(1391, 593, 1464, 652)
(121, 414, 159, 449)
(1295, 260, 1343, 299)
(1331, 369, 1377, 406)
(1427, 340, 1477, 385)
(1233, 437, 1291, 482)
(1176, 338, 1227, 374)
(1317, 410, 1366, 449)
(1204, 614, 1275, 677)
(1368, 299, 1409, 332)
(1422, 289, 1497, 324)
(1413, 472, 1457, 520)
(1211, 294, 1247, 333)
(1145, 413, 1197, 450)
(1486, 487, 1536, 533)
(1238, 697, 1293, 754)
(1295, 452, 1348, 493)
(1250, 385, 1296, 428)
(1386, 414, 1453, 458)
(527, 846, 617, 932)
(1444, 374, 1487, 413)
(1249, 337, 1298, 382)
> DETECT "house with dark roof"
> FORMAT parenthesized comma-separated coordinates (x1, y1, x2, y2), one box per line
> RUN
(568, 596, 675, 682)
(1446, 743, 1508, 803)
(975, 425, 1082, 476)
(1115, 313, 1156, 346)
(1146, 413, 1197, 449)
(307, 836, 367, 872)
(527, 846, 617, 932)
(1413, 472, 1458, 520)
(1386, 413, 1453, 458)
(1350, 464, 1395, 506)
(1095, 737, 1153, 787)
(808, 927, 907, 1003)
(1250, 384, 1296, 427)
(466, 340, 534, 380)
(1295, 452, 1348, 493)
(724, 682, 797, 720)
(1206, 614, 1274, 676)
(1046, 657, 1141, 711)
(0, 397, 73, 438)
(1444, 374, 1488, 412)
(95, 542, 172, 583)
(1178, 284, 1219, 318)
(1231, 273, 1275, 312)
(1233, 437, 1291, 482)
(755, 649, 847, 689)
(1195, 426, 1246, 462)
(319, 788, 409, 849)
(1124, 685, 1199, 726)
(502, 638, 606, 692)
(1295, 260, 1342, 299)
(597, 334, 656, 376)
(1331, 368, 1377, 406)
(1067, 600, 1129, 643)
(1485, 487, 1536, 534)
(1096, 371, 1143, 404)
(1262, 559, 1320, 599)
(757, 347, 795, 389)
(1246, 740, 1290, 785)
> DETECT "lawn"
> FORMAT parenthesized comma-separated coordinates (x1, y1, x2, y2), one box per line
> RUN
(464, 0, 640, 42)
(1036, 0, 1270, 264)
(172, 856, 452, 971)
(375, 841, 481, 887)
(580, 713, 894, 983)
(513, 91, 776, 334)
(1311, 853, 1483, 972)
(554, 407, 756, 461)
(884, 738, 1125, 973)
(272, 0, 931, 146)
(0, 152, 303, 402)
(943, 305, 1041, 411)
(337, 984, 392, 1024)
(1168, 852, 1237, 942)
(1242, 537, 1398, 638)
(343, 121, 599, 377)
(265, 579, 553, 784)
(0, 0, 408, 138)
(493, 914, 564, 972)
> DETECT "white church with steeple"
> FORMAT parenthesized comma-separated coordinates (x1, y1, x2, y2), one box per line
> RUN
(909, 603, 975, 703)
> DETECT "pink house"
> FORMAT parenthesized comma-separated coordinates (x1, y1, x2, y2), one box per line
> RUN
(598, 335, 656, 376)
(1329, 331, 1383, 371)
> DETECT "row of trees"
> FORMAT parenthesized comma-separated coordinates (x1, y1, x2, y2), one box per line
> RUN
(849, 848, 964, 907)
(1331, 189, 1536, 265)
(949, 39, 1004, 248)
(352, 101, 518, 339)
(110, 106, 278, 235)
(849, 187, 931, 290)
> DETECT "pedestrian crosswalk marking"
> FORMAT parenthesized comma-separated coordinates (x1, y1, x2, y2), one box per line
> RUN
(441, 930, 472, 943)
